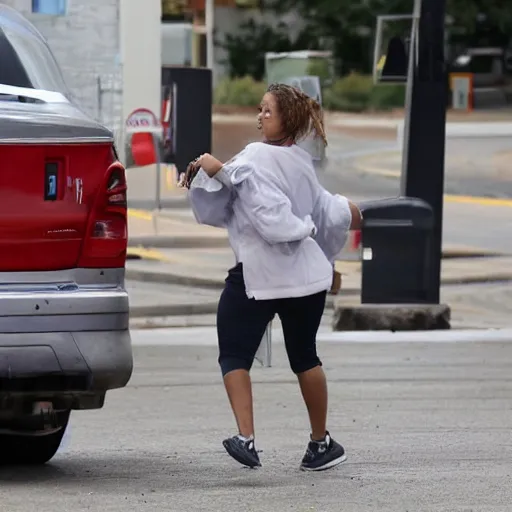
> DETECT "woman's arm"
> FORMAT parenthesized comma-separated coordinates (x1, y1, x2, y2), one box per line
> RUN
(192, 150, 317, 244)
(185, 153, 247, 228)
(348, 201, 362, 230)
(311, 186, 361, 263)
(188, 170, 233, 228)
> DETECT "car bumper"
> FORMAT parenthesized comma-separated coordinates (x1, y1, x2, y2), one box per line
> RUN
(0, 329, 133, 394)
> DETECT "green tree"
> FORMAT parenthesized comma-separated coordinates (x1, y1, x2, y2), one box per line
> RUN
(264, 0, 512, 74)
(265, 0, 414, 74)
(216, 19, 322, 80)
(447, 0, 512, 35)
(216, 20, 294, 80)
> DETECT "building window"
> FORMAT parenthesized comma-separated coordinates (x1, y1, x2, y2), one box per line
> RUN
(161, 0, 188, 22)
(32, 0, 67, 15)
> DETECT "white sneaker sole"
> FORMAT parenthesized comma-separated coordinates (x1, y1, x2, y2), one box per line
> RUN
(300, 453, 347, 472)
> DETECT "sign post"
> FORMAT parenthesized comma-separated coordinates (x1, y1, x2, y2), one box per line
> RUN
(283, 75, 327, 169)
(450, 73, 473, 111)
(125, 108, 163, 210)
(400, 0, 447, 304)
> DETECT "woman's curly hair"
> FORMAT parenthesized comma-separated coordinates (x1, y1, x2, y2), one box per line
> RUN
(267, 83, 327, 147)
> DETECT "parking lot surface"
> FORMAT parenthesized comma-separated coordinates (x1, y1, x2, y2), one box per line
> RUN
(1, 330, 511, 512)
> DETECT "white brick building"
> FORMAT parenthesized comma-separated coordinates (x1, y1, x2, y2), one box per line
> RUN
(2, 0, 122, 131)
(1, 0, 304, 139)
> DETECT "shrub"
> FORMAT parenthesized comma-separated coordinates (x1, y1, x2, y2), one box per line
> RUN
(323, 73, 373, 112)
(369, 83, 407, 110)
(213, 73, 406, 112)
(214, 76, 267, 107)
(323, 73, 406, 112)
(306, 58, 333, 87)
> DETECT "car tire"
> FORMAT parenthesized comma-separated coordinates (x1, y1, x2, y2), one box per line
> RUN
(0, 410, 70, 465)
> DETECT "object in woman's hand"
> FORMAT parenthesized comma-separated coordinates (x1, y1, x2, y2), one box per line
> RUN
(178, 159, 201, 189)
(329, 270, 342, 295)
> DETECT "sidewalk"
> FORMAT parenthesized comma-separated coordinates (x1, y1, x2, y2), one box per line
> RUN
(127, 280, 220, 318)
(126, 205, 512, 329)
(212, 109, 512, 141)
(128, 202, 229, 250)
(126, 243, 512, 292)
(127, 198, 512, 288)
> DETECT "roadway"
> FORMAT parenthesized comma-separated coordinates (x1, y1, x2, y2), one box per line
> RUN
(2, 328, 512, 511)
(126, 124, 512, 254)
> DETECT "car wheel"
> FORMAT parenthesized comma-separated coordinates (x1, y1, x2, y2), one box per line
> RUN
(0, 410, 70, 465)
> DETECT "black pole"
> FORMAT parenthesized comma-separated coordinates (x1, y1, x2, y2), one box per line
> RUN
(400, 0, 448, 304)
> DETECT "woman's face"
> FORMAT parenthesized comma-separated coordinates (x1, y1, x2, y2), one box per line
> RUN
(257, 92, 284, 141)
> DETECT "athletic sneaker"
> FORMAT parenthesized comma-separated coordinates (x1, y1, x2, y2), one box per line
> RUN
(223, 435, 261, 468)
(300, 432, 347, 471)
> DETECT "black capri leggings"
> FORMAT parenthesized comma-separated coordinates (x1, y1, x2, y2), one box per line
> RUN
(217, 263, 326, 376)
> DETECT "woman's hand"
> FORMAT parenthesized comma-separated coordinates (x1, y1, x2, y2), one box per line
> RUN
(196, 153, 223, 177)
(348, 201, 362, 231)
(177, 153, 224, 189)
(329, 270, 342, 295)
(178, 159, 201, 189)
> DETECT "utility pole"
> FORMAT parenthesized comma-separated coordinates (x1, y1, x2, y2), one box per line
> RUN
(205, 0, 214, 72)
(401, 0, 448, 304)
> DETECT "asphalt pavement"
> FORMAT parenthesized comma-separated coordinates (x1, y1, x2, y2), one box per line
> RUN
(2, 328, 512, 511)
(3, 107, 512, 511)
(348, 136, 512, 199)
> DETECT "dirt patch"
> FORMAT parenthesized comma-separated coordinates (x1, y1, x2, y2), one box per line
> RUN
(212, 120, 396, 160)
(211, 106, 512, 159)
(215, 104, 512, 121)
(213, 105, 258, 116)
(212, 121, 260, 162)
(329, 125, 397, 141)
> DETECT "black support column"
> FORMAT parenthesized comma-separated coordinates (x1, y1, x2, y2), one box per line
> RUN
(400, 0, 448, 304)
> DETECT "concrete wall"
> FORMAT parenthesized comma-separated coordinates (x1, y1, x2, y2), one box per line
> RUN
(3, 0, 121, 127)
(119, 0, 161, 120)
(119, 0, 162, 162)
(162, 22, 193, 67)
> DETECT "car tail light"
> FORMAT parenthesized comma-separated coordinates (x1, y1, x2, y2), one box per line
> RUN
(78, 161, 128, 268)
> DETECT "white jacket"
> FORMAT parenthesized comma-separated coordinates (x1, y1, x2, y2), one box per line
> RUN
(188, 142, 352, 300)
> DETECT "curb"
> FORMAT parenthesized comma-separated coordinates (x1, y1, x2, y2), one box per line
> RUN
(317, 328, 512, 344)
(129, 302, 220, 317)
(128, 236, 229, 249)
(125, 266, 362, 295)
(125, 269, 512, 319)
(126, 242, 503, 258)
(440, 274, 512, 286)
(128, 294, 340, 319)
(126, 268, 226, 289)
(441, 248, 504, 259)
(128, 197, 190, 210)
(126, 265, 512, 295)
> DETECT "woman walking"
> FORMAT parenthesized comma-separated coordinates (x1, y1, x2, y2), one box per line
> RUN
(181, 83, 361, 471)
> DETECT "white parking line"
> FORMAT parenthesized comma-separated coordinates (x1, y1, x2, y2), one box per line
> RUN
(130, 327, 512, 347)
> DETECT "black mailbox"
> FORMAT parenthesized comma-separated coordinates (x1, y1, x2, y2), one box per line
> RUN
(161, 66, 212, 172)
(359, 196, 435, 304)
